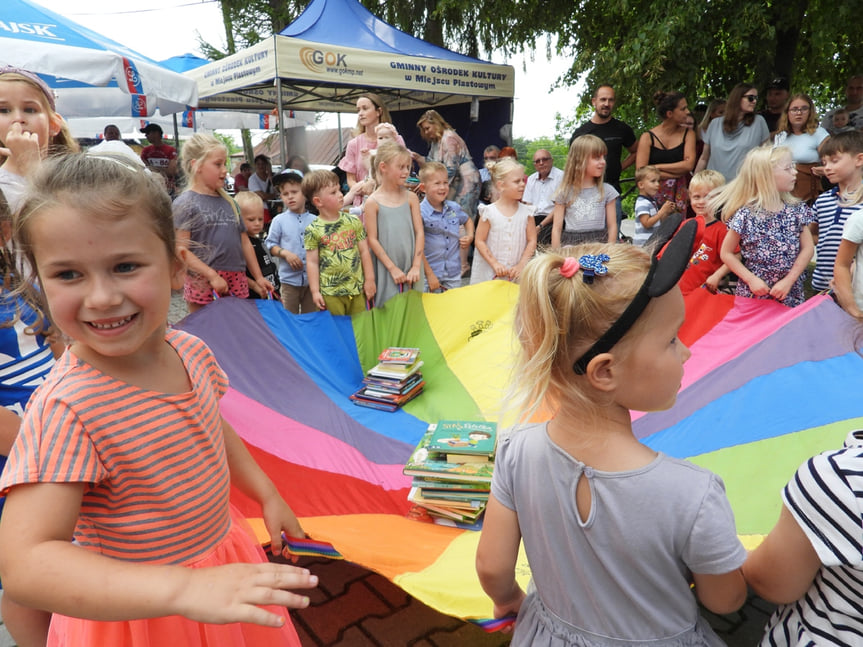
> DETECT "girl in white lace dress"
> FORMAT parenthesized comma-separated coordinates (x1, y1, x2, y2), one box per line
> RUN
(470, 158, 537, 284)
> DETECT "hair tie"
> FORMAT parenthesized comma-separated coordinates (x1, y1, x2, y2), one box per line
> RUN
(559, 257, 580, 278)
(578, 254, 610, 284)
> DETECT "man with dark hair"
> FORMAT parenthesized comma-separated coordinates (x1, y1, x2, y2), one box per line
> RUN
(569, 85, 638, 232)
(760, 76, 790, 132)
(139, 122, 178, 195)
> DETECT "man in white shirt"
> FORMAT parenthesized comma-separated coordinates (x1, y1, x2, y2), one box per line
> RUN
(88, 124, 146, 168)
(523, 149, 563, 245)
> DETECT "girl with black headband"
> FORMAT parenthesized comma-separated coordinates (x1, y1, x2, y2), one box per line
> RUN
(477, 226, 747, 645)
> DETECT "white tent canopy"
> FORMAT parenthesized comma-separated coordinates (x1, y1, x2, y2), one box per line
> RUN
(1, 0, 197, 116)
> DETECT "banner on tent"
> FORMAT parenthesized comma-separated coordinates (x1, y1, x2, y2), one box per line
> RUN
(191, 36, 514, 102)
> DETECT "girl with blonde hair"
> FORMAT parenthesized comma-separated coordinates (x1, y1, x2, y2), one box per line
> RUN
(716, 144, 815, 306)
(551, 135, 618, 247)
(477, 231, 747, 645)
(470, 157, 537, 284)
(173, 133, 275, 312)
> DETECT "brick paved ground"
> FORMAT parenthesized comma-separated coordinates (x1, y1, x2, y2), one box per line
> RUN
(0, 553, 777, 647)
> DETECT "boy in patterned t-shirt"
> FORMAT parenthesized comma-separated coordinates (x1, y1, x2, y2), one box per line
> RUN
(302, 170, 376, 315)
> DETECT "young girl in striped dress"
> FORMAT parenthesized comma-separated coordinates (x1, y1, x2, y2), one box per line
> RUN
(0, 153, 316, 647)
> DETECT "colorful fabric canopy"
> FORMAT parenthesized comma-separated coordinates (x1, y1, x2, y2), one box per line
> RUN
(178, 284, 863, 619)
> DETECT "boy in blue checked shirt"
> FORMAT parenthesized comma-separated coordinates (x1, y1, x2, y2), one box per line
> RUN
(265, 172, 318, 313)
(419, 162, 475, 291)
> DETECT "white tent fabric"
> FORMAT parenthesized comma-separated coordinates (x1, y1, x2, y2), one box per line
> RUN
(1, 0, 197, 115)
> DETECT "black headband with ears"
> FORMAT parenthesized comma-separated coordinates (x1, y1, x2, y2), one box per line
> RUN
(572, 215, 698, 375)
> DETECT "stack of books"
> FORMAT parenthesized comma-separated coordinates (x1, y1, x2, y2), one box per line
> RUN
(349, 347, 424, 412)
(403, 420, 497, 527)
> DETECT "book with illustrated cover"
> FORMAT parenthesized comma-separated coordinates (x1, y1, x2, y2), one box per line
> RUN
(377, 347, 420, 365)
(426, 420, 497, 462)
(403, 424, 494, 484)
(367, 360, 423, 379)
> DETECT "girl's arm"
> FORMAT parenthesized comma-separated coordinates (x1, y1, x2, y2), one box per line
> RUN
(704, 263, 732, 293)
(305, 248, 326, 310)
(720, 229, 769, 296)
(422, 254, 440, 292)
(474, 214, 506, 277)
(406, 192, 425, 284)
(510, 212, 538, 280)
(832, 239, 862, 317)
(770, 224, 814, 301)
(635, 132, 651, 169)
(742, 504, 821, 604)
(222, 417, 303, 550)
(358, 238, 377, 302)
(365, 197, 407, 284)
(550, 203, 565, 248)
(0, 481, 316, 626)
(691, 569, 747, 615)
(604, 198, 618, 243)
(176, 229, 228, 295)
(0, 408, 20, 455)
(476, 495, 525, 622)
(241, 234, 274, 295)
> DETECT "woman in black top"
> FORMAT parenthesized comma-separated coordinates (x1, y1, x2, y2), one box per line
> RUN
(635, 91, 697, 214)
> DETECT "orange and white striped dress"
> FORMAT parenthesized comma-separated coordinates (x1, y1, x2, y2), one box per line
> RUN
(0, 329, 301, 647)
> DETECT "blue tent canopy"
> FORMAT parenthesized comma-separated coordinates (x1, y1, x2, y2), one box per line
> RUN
(281, 0, 481, 63)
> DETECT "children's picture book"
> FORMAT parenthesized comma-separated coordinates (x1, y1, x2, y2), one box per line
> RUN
(403, 424, 494, 484)
(427, 420, 498, 462)
(367, 360, 424, 380)
(378, 347, 420, 365)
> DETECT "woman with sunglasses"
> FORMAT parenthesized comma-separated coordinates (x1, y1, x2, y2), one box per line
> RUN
(772, 93, 829, 204)
(695, 83, 770, 181)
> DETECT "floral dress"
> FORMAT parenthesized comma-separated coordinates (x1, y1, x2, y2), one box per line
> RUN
(429, 129, 481, 219)
(728, 202, 815, 307)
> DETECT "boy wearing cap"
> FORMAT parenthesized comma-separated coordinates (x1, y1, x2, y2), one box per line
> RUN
(140, 122, 178, 196)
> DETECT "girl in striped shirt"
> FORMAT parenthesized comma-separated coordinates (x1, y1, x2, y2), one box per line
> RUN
(743, 431, 863, 645)
(0, 153, 316, 647)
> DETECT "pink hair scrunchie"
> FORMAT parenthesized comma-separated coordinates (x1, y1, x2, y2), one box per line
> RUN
(560, 257, 580, 278)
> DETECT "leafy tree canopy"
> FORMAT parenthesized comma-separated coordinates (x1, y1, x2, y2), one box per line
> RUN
(201, 0, 860, 135)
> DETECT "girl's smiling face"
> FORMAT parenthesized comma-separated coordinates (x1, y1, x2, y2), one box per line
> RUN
(0, 79, 59, 152)
(30, 204, 183, 372)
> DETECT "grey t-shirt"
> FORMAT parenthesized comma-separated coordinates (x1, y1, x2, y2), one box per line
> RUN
(704, 115, 770, 181)
(493, 422, 746, 645)
(172, 191, 246, 272)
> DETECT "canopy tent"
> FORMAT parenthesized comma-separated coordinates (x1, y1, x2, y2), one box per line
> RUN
(178, 285, 863, 621)
(1, 0, 197, 117)
(186, 0, 514, 162)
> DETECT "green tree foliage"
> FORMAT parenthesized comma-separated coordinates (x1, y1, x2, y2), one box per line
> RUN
(548, 0, 860, 117)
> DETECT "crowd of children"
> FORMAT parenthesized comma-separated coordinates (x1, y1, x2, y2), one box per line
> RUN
(4, 60, 863, 647)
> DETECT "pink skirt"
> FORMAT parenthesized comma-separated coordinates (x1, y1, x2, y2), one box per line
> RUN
(47, 506, 301, 647)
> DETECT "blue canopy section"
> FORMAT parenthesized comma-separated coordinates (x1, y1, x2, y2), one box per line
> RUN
(281, 0, 484, 64)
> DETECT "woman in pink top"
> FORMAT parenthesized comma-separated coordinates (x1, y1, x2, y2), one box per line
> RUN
(338, 93, 405, 209)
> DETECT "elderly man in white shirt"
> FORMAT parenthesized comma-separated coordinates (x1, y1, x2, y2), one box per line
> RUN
(523, 149, 563, 245)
